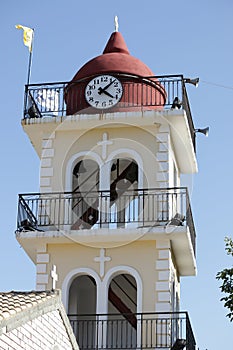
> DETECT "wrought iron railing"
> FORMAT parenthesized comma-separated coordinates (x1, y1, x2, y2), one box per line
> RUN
(17, 187, 196, 253)
(68, 311, 196, 350)
(23, 74, 195, 149)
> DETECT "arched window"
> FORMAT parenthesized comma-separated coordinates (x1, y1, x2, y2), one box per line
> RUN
(110, 158, 138, 228)
(68, 275, 97, 349)
(107, 273, 137, 348)
(71, 159, 99, 229)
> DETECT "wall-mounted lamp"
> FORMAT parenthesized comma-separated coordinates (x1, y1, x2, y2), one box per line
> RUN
(171, 338, 186, 350)
(171, 97, 182, 109)
(195, 127, 209, 137)
(184, 77, 199, 87)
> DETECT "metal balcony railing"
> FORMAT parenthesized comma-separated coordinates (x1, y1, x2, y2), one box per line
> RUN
(17, 187, 196, 254)
(68, 311, 196, 350)
(23, 74, 196, 150)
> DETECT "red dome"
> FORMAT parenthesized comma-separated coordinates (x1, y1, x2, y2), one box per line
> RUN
(72, 32, 154, 80)
(65, 32, 166, 114)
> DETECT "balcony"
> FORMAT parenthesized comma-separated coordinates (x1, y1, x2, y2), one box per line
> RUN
(23, 74, 196, 150)
(68, 311, 196, 350)
(17, 187, 196, 255)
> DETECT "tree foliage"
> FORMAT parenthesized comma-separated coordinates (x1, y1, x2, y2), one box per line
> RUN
(216, 237, 233, 321)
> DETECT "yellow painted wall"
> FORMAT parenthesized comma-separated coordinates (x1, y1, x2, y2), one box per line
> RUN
(47, 240, 159, 312)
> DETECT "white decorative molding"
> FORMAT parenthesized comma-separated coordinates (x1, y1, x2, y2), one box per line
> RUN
(156, 152, 169, 162)
(41, 158, 52, 167)
(158, 271, 170, 281)
(62, 265, 143, 317)
(102, 266, 143, 347)
(97, 132, 113, 160)
(36, 264, 47, 274)
(155, 302, 170, 312)
(155, 239, 172, 313)
(41, 187, 52, 193)
(62, 268, 102, 311)
(156, 133, 168, 143)
(156, 281, 170, 291)
(36, 284, 46, 291)
(36, 244, 47, 253)
(156, 172, 169, 182)
(158, 249, 170, 260)
(36, 246, 50, 291)
(42, 148, 54, 158)
(158, 292, 170, 302)
(156, 260, 170, 270)
(37, 254, 49, 263)
(40, 134, 55, 193)
(40, 177, 51, 186)
(94, 248, 111, 278)
(43, 131, 56, 139)
(103, 265, 143, 314)
(65, 151, 103, 192)
(40, 167, 54, 177)
(36, 274, 49, 284)
(42, 139, 53, 149)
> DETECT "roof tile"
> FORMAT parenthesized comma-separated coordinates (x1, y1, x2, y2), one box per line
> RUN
(0, 291, 57, 321)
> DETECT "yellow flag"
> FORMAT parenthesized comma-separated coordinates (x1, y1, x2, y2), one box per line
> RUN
(15, 24, 34, 52)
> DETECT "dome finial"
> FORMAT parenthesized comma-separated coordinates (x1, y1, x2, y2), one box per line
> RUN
(114, 16, 119, 32)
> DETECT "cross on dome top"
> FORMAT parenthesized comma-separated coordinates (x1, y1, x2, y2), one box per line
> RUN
(114, 16, 119, 32)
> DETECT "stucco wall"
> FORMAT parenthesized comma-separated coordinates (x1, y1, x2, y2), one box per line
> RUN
(38, 239, 180, 314)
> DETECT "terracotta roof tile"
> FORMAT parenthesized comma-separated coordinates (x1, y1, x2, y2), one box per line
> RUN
(0, 291, 57, 320)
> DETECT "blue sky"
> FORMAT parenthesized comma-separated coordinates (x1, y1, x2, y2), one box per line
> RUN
(1, 0, 233, 349)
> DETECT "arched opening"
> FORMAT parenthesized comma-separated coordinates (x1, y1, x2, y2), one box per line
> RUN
(110, 158, 138, 228)
(71, 159, 100, 229)
(68, 275, 97, 349)
(107, 273, 137, 348)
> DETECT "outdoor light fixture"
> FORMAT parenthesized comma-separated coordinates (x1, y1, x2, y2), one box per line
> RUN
(171, 338, 187, 350)
(27, 104, 41, 118)
(171, 97, 182, 109)
(184, 77, 199, 87)
(169, 213, 185, 226)
(20, 219, 35, 231)
(195, 127, 209, 137)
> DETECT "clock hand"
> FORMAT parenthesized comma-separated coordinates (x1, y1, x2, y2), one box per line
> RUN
(98, 87, 114, 98)
(102, 79, 116, 91)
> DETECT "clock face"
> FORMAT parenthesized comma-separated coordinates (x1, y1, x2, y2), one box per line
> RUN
(85, 75, 123, 109)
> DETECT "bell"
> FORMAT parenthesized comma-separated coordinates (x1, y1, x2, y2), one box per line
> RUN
(73, 161, 87, 177)
(125, 162, 138, 183)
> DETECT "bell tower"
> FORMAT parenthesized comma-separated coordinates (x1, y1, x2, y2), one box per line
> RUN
(17, 25, 198, 350)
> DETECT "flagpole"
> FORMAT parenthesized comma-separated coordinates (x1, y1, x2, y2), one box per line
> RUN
(26, 29, 34, 85)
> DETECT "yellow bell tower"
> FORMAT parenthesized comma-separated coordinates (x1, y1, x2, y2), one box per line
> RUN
(17, 27, 198, 350)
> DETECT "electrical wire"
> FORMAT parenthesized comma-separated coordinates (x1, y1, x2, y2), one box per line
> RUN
(201, 80, 233, 90)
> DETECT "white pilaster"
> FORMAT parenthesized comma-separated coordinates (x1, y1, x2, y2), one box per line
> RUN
(36, 244, 49, 291)
(155, 240, 171, 313)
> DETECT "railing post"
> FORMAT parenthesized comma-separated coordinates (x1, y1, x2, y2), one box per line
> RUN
(95, 314, 99, 350)
(24, 85, 29, 118)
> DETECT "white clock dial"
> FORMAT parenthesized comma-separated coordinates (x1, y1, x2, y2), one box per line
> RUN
(85, 75, 123, 109)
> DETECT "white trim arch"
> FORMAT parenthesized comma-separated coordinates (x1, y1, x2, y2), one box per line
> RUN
(62, 267, 102, 312)
(102, 265, 143, 314)
(106, 148, 144, 189)
(102, 265, 143, 349)
(65, 151, 103, 192)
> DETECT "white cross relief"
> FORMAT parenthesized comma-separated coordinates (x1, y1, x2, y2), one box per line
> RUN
(97, 133, 113, 160)
(94, 248, 111, 278)
(51, 264, 58, 290)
